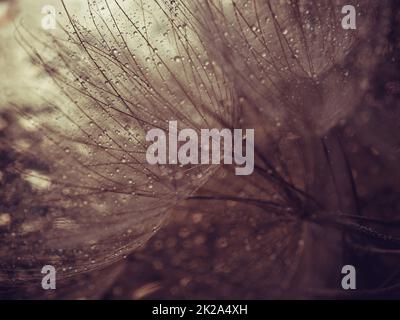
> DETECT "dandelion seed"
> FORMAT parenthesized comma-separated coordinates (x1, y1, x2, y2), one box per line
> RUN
(0, 0, 397, 299)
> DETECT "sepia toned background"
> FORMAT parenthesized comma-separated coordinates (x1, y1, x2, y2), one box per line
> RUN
(0, 0, 400, 300)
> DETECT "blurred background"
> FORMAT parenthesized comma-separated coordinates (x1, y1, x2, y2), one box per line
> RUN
(1, 0, 400, 300)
